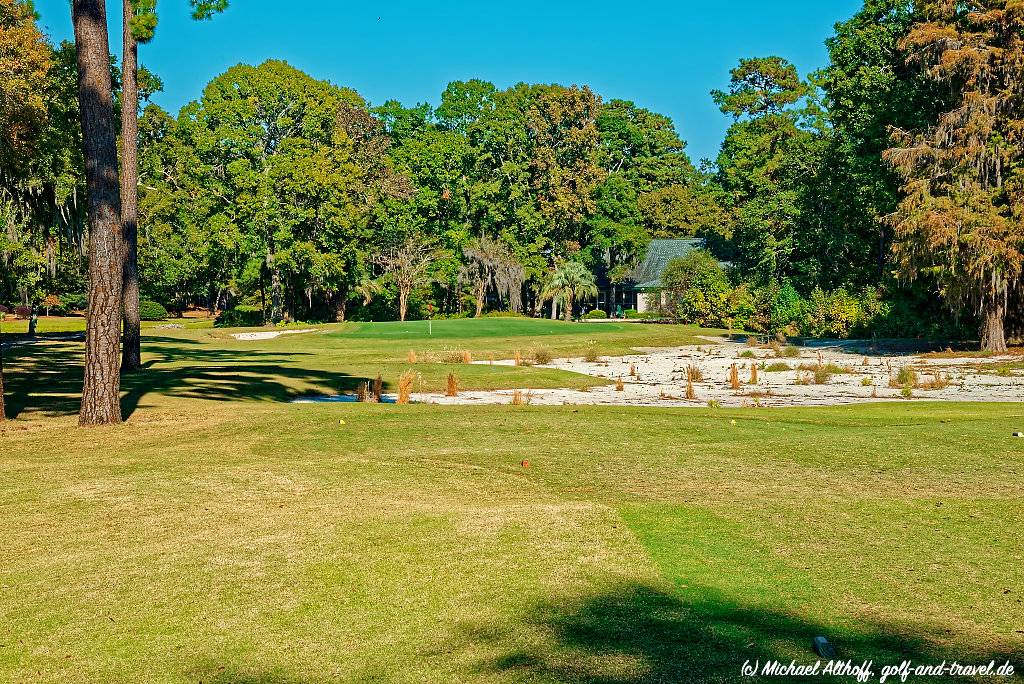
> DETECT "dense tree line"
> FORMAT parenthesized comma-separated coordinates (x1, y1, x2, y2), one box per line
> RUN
(2, 0, 1023, 423)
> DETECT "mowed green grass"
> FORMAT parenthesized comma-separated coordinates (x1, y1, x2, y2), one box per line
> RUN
(1, 319, 1022, 683)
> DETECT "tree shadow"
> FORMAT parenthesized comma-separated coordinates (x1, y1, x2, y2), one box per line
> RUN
(458, 583, 1021, 683)
(2, 337, 368, 420)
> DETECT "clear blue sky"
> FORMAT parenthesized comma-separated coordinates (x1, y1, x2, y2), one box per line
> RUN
(34, 0, 862, 162)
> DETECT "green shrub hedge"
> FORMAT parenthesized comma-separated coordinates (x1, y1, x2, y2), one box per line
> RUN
(139, 300, 169, 321)
(215, 305, 264, 328)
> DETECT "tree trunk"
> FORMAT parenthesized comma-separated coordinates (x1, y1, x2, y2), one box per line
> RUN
(563, 295, 573, 322)
(475, 291, 484, 318)
(550, 298, 558, 320)
(0, 342, 6, 422)
(399, 288, 409, 322)
(119, 0, 141, 372)
(74, 0, 124, 426)
(332, 291, 346, 322)
(980, 298, 1008, 353)
(267, 242, 282, 323)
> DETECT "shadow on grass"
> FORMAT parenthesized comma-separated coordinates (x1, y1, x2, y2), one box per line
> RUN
(183, 582, 1020, 683)
(458, 583, 1020, 684)
(2, 336, 367, 420)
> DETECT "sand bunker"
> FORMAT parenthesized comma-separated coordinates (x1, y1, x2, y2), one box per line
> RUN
(409, 338, 1023, 408)
(231, 328, 317, 341)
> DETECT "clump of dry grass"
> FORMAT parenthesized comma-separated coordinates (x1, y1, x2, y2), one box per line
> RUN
(615, 377, 625, 392)
(745, 336, 760, 347)
(372, 374, 384, 401)
(628, 363, 637, 378)
(533, 347, 553, 364)
(446, 373, 459, 397)
(397, 370, 416, 404)
(813, 366, 831, 385)
(749, 363, 759, 384)
(794, 370, 812, 386)
(407, 350, 418, 364)
(687, 365, 704, 383)
(729, 363, 740, 391)
(461, 350, 473, 364)
(356, 382, 370, 402)
(510, 389, 533, 406)
(686, 375, 697, 400)
(514, 350, 522, 366)
(862, 356, 870, 366)
(583, 345, 599, 363)
(918, 371, 950, 390)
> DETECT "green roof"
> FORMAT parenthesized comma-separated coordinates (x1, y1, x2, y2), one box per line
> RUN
(626, 238, 706, 289)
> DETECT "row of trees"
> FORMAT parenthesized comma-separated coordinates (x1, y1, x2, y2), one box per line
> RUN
(130, 66, 711, 324)
(2, 0, 1022, 425)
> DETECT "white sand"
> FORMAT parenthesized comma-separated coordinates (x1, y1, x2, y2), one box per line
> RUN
(409, 337, 1023, 408)
(231, 328, 317, 341)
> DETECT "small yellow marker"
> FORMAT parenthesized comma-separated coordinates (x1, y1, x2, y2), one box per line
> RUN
(339, 419, 346, 426)
(730, 419, 737, 426)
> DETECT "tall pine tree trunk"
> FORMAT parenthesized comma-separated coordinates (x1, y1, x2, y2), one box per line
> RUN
(0, 342, 6, 422)
(73, 0, 124, 426)
(120, 0, 141, 372)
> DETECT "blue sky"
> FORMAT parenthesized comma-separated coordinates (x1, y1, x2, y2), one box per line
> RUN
(34, 0, 862, 162)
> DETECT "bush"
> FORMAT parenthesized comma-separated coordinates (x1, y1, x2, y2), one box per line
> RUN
(14, 305, 31, 318)
(660, 250, 731, 326)
(138, 300, 169, 321)
(765, 362, 792, 372)
(62, 293, 88, 312)
(583, 309, 608, 319)
(215, 305, 265, 328)
(481, 310, 526, 318)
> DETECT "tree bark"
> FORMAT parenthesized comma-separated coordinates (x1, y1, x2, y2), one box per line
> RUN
(550, 298, 558, 320)
(267, 241, 282, 323)
(73, 0, 124, 426)
(0, 340, 6, 422)
(332, 291, 346, 322)
(980, 298, 1008, 353)
(563, 295, 573, 322)
(120, 0, 141, 372)
(399, 288, 409, 322)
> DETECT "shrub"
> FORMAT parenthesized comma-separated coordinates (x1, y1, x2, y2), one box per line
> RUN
(62, 293, 88, 312)
(138, 300, 169, 321)
(481, 310, 526, 318)
(893, 366, 918, 388)
(813, 366, 832, 385)
(739, 350, 755, 358)
(583, 309, 608, 319)
(765, 362, 792, 372)
(215, 305, 264, 328)
(582, 345, 599, 362)
(660, 250, 731, 326)
(623, 309, 640, 319)
(779, 345, 801, 358)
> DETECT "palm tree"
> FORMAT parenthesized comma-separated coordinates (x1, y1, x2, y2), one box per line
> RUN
(540, 262, 598, 322)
